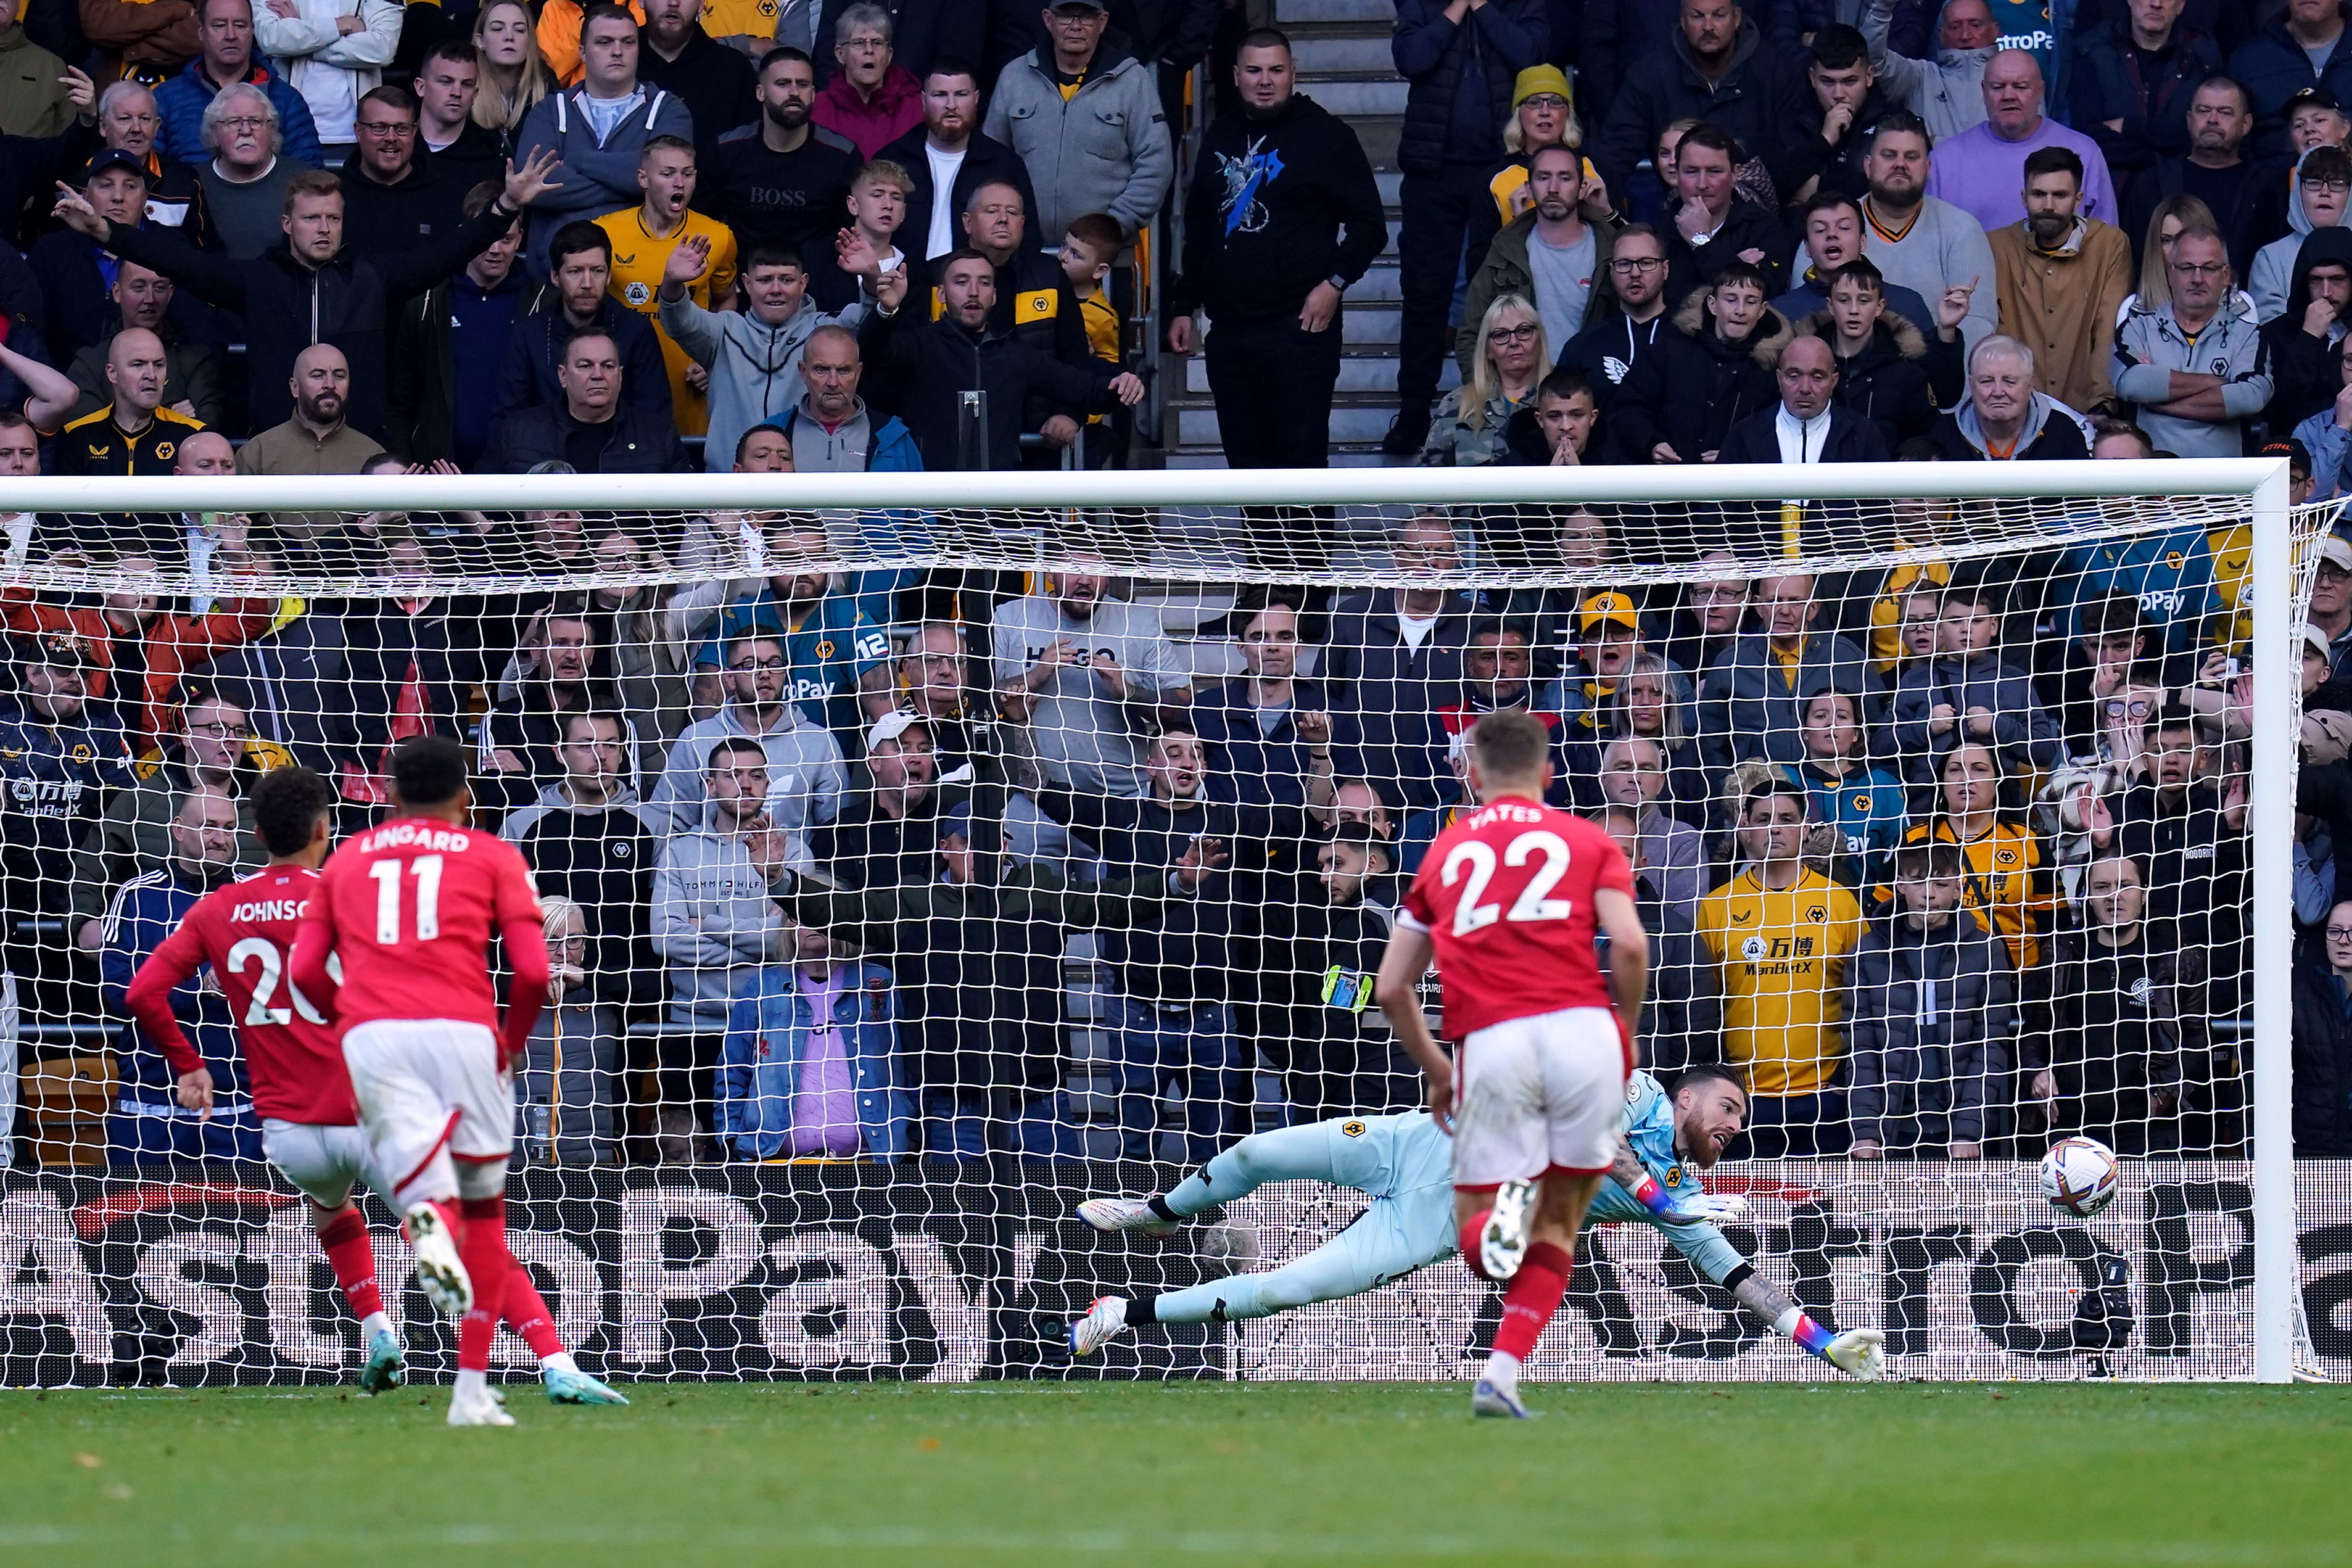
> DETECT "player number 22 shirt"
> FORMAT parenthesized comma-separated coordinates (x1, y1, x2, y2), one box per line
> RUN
(1398, 795, 1634, 1039)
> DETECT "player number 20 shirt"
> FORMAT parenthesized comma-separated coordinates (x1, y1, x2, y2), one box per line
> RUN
(1398, 794, 1634, 1038)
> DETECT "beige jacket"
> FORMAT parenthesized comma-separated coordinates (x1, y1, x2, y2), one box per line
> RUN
(1990, 216, 2132, 415)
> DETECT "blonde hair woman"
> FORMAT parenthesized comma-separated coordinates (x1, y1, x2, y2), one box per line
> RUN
(1419, 292, 1548, 467)
(2118, 195, 2252, 326)
(472, 0, 553, 136)
(1491, 65, 1591, 225)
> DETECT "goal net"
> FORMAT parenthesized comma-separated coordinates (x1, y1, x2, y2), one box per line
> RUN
(0, 460, 2326, 1387)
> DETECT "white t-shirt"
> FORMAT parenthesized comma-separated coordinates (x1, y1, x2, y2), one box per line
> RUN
(1395, 610, 1439, 651)
(925, 142, 968, 259)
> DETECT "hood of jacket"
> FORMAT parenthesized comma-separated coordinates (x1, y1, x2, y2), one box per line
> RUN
(1672, 15, 1763, 80)
(2293, 225, 2352, 313)
(1798, 308, 1928, 369)
(529, 778, 643, 814)
(1018, 38, 1145, 89)
(1671, 286, 1793, 366)
(2288, 143, 2351, 238)
(1954, 387, 2067, 455)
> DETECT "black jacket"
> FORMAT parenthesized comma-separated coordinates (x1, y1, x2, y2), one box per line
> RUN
(1801, 308, 1959, 450)
(28, 225, 215, 369)
(1588, 17, 1812, 207)
(1554, 310, 1673, 413)
(2259, 228, 2352, 437)
(698, 120, 860, 258)
(337, 145, 473, 262)
(486, 400, 685, 474)
(1760, 84, 1896, 210)
(640, 23, 758, 175)
(2068, 17, 2221, 179)
(98, 199, 517, 439)
(2289, 954, 2352, 1157)
(1394, 0, 1549, 176)
(1713, 401, 1891, 464)
(424, 121, 510, 195)
(1660, 196, 1791, 301)
(875, 123, 1039, 267)
(1166, 91, 1387, 328)
(856, 303, 1121, 470)
(495, 286, 675, 426)
(1611, 288, 1793, 464)
(1498, 400, 1632, 465)
(2120, 152, 2287, 279)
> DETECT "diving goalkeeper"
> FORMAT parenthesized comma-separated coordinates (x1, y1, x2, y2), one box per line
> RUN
(1068, 1064, 1886, 1379)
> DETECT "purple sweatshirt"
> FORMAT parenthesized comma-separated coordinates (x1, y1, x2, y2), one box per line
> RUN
(1925, 117, 2117, 233)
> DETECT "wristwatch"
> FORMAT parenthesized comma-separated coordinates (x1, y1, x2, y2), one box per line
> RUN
(1326, 273, 1348, 292)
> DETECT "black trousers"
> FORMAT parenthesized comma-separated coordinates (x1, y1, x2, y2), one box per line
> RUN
(1396, 162, 1497, 417)
(1204, 315, 1343, 468)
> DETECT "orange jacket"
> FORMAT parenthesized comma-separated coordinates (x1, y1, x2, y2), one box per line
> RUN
(2, 591, 276, 745)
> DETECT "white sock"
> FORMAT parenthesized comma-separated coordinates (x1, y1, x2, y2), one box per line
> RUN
(361, 1311, 394, 1342)
(541, 1351, 579, 1376)
(455, 1368, 489, 1401)
(1482, 1350, 1522, 1393)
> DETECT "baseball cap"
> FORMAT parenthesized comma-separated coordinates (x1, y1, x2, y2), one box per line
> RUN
(83, 148, 149, 186)
(2287, 86, 2343, 116)
(2307, 624, 2335, 662)
(864, 709, 927, 754)
(24, 633, 91, 672)
(1512, 64, 1572, 109)
(938, 803, 973, 843)
(1578, 591, 1640, 633)
(1048, 0, 1107, 11)
(2322, 535, 2352, 574)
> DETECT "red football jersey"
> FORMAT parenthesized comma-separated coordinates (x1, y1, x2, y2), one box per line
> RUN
(1398, 794, 1635, 1038)
(299, 816, 543, 1035)
(125, 866, 357, 1126)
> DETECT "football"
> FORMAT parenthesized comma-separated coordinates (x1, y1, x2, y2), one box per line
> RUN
(2039, 1136, 2121, 1218)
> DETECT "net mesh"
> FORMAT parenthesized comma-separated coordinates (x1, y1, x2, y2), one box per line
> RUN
(0, 484, 2331, 1386)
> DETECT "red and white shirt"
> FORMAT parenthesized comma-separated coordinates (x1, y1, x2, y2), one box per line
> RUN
(1398, 793, 1633, 1039)
(296, 816, 543, 1035)
(123, 865, 357, 1126)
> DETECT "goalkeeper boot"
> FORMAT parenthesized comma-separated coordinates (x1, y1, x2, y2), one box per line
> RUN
(1470, 1379, 1533, 1419)
(1076, 1197, 1179, 1237)
(1479, 1179, 1537, 1283)
(447, 1381, 515, 1429)
(358, 1327, 406, 1395)
(1069, 1297, 1131, 1358)
(403, 1203, 473, 1321)
(1825, 1328, 1886, 1382)
(543, 1365, 630, 1405)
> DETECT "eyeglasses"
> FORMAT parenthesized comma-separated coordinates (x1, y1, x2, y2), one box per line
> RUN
(356, 121, 415, 138)
(1519, 94, 1570, 111)
(186, 720, 249, 737)
(2305, 176, 2352, 193)
(2103, 698, 2155, 719)
(2329, 926, 2352, 940)
(2170, 262, 2229, 278)
(217, 115, 268, 131)
(1608, 257, 1665, 274)
(728, 657, 787, 672)
(1487, 323, 1540, 344)
(1688, 585, 1746, 603)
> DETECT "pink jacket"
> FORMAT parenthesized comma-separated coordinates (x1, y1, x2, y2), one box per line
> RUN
(812, 64, 924, 160)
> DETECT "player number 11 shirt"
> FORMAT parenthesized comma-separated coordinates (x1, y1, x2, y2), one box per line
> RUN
(1397, 794, 1634, 1039)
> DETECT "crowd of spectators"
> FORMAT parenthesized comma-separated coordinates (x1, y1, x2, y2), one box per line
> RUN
(0, 0, 2343, 1170)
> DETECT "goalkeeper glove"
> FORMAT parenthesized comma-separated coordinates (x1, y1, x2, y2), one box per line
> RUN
(1775, 1308, 1886, 1381)
(1627, 1174, 1752, 1226)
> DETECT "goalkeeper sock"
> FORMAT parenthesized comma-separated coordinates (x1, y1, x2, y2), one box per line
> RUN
(503, 1258, 566, 1361)
(1124, 1294, 1156, 1326)
(315, 1208, 385, 1323)
(1147, 1195, 1181, 1223)
(1489, 1241, 1572, 1369)
(455, 1195, 510, 1376)
(1774, 1307, 1836, 1358)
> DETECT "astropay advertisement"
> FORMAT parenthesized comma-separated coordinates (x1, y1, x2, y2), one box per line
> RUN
(0, 1162, 2345, 1385)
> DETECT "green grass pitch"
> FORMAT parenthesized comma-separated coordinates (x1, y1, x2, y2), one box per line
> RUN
(0, 1381, 2343, 1567)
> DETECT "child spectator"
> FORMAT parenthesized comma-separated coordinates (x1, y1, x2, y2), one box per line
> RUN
(716, 922, 907, 1162)
(1845, 840, 2015, 1160)
(1060, 210, 1128, 466)
(516, 894, 628, 1166)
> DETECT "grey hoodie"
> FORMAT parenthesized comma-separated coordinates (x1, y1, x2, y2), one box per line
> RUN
(661, 292, 856, 472)
(983, 44, 1172, 238)
(514, 83, 697, 268)
(2251, 147, 2345, 324)
(646, 699, 848, 838)
(1864, 0, 1994, 141)
(2112, 297, 2275, 458)
(651, 799, 812, 1025)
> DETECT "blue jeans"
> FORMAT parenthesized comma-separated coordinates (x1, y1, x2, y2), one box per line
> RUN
(1110, 997, 1243, 1165)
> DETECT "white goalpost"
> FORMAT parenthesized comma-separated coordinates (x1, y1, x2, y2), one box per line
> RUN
(0, 457, 2314, 1385)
